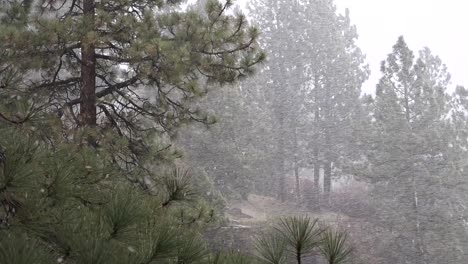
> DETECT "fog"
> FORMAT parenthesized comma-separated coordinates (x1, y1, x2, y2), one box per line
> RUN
(178, 0, 468, 263)
(1, 0, 467, 263)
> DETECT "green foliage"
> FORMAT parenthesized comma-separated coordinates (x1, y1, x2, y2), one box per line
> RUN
(360, 36, 468, 263)
(254, 232, 287, 264)
(0, 0, 265, 175)
(255, 216, 353, 264)
(161, 168, 197, 207)
(319, 229, 353, 264)
(0, 232, 55, 264)
(175, 232, 210, 263)
(0, 125, 216, 263)
(275, 216, 323, 261)
(0, 0, 267, 261)
(233, 0, 370, 201)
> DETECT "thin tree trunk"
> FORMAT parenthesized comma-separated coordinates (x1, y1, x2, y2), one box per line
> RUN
(323, 126, 332, 207)
(323, 163, 331, 193)
(80, 0, 97, 127)
(313, 147, 320, 210)
(294, 158, 300, 203)
(323, 80, 332, 201)
(323, 157, 332, 204)
(277, 113, 286, 202)
(324, 134, 332, 194)
(312, 75, 321, 210)
(412, 171, 428, 264)
(293, 126, 301, 204)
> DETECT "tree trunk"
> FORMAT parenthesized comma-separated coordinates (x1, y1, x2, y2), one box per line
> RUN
(313, 147, 320, 210)
(294, 158, 300, 203)
(412, 171, 428, 264)
(323, 80, 332, 200)
(323, 130, 332, 206)
(293, 126, 301, 204)
(312, 75, 321, 210)
(277, 111, 286, 202)
(80, 0, 96, 127)
(323, 131, 332, 191)
(323, 158, 331, 198)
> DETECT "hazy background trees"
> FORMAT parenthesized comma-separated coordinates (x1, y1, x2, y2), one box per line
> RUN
(178, 1, 468, 263)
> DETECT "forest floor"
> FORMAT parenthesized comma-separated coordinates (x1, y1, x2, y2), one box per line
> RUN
(207, 194, 354, 254)
(209, 193, 386, 263)
(226, 193, 350, 225)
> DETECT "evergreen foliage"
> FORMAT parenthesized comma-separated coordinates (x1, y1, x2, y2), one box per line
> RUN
(0, 0, 266, 262)
(255, 216, 353, 264)
(247, 0, 369, 202)
(319, 229, 352, 264)
(275, 216, 322, 262)
(0, 125, 217, 263)
(5, 0, 467, 263)
(361, 36, 468, 263)
(0, 0, 265, 173)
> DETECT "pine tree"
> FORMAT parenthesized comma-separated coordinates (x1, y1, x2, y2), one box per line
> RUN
(0, 124, 217, 263)
(173, 0, 278, 201)
(0, 0, 266, 261)
(255, 216, 353, 264)
(248, 0, 368, 204)
(0, 0, 265, 172)
(367, 36, 466, 263)
(177, 80, 277, 200)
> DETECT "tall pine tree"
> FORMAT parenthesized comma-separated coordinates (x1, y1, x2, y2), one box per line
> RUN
(248, 0, 368, 204)
(0, 0, 265, 173)
(367, 36, 466, 264)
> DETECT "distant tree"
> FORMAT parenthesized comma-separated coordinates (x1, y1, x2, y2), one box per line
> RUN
(177, 79, 278, 200)
(366, 36, 467, 263)
(168, 0, 276, 200)
(248, 0, 368, 203)
(300, 6, 368, 201)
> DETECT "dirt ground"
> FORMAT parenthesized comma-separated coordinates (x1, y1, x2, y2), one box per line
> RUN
(226, 193, 350, 225)
(205, 194, 353, 254)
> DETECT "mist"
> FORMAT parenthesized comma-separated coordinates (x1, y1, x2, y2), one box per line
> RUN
(1, 0, 467, 263)
(178, 0, 468, 263)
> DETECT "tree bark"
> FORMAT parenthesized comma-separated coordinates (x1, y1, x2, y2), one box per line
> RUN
(80, 0, 97, 127)
(323, 132, 332, 194)
(293, 126, 301, 204)
(312, 76, 321, 210)
(313, 147, 320, 209)
(323, 125, 332, 208)
(323, 80, 332, 199)
(412, 169, 428, 264)
(323, 158, 332, 195)
(277, 110, 286, 202)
